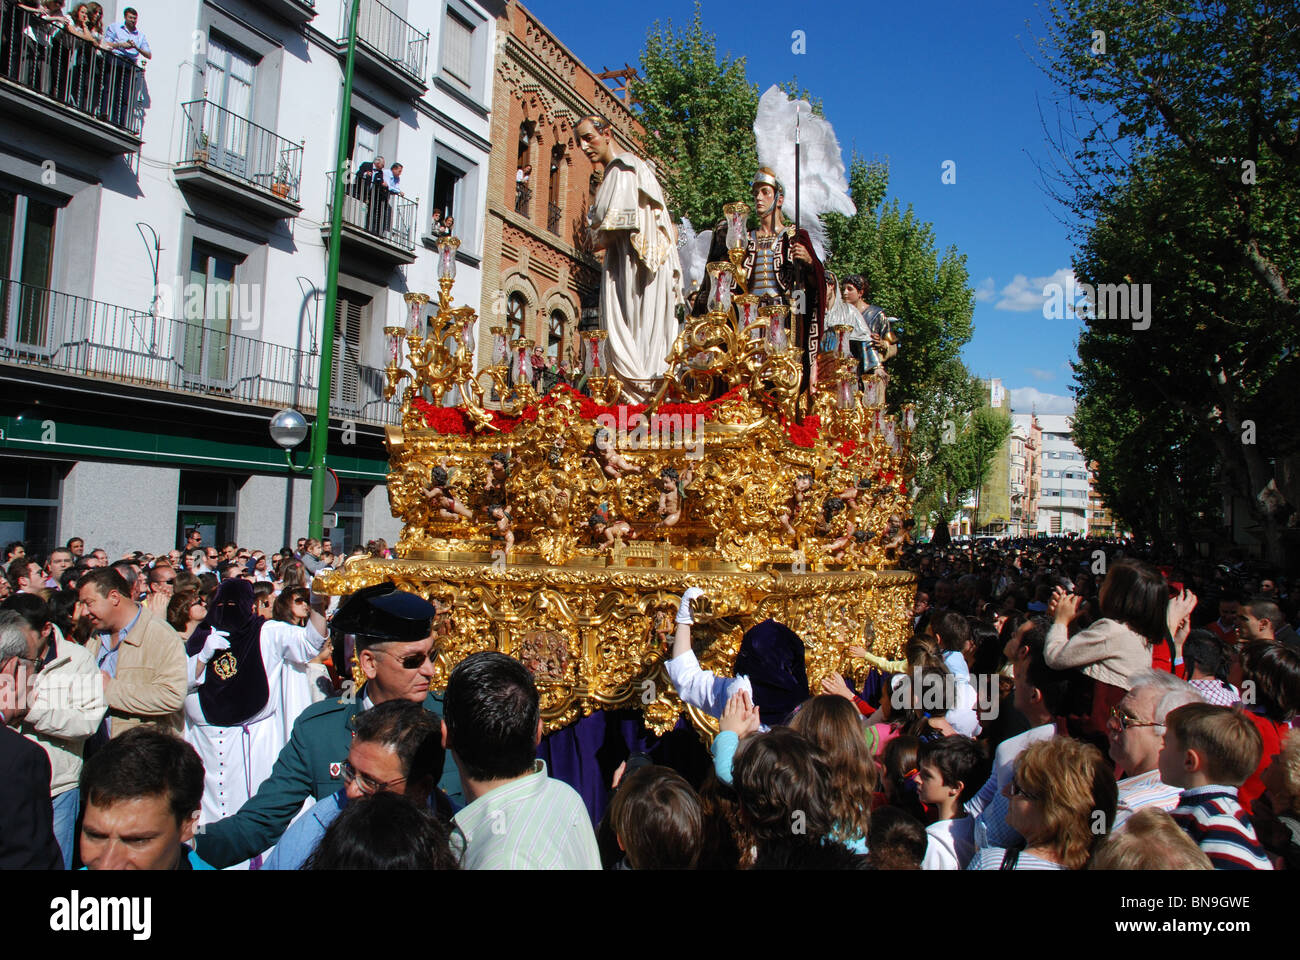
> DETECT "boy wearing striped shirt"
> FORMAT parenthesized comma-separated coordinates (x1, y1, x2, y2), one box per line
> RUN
(1160, 702, 1272, 870)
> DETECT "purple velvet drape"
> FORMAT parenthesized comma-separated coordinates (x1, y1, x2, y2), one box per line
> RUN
(537, 710, 711, 825)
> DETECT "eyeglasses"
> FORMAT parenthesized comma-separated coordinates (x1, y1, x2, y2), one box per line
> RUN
(341, 759, 406, 796)
(1010, 779, 1039, 801)
(1108, 706, 1165, 732)
(374, 648, 434, 670)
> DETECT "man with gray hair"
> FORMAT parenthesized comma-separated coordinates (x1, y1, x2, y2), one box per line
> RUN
(1108, 668, 1203, 828)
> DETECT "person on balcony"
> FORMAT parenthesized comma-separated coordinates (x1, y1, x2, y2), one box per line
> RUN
(354, 155, 389, 234)
(382, 161, 405, 236)
(102, 6, 147, 128)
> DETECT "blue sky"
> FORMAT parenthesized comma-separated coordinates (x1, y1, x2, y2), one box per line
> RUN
(527, 0, 1082, 415)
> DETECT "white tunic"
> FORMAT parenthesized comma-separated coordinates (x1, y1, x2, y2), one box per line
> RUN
(184, 620, 325, 829)
(589, 151, 684, 402)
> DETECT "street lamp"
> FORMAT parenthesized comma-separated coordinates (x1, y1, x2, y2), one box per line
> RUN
(270, 408, 310, 472)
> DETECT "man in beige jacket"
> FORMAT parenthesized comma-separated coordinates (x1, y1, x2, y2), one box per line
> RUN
(77, 569, 186, 739)
(0, 600, 106, 868)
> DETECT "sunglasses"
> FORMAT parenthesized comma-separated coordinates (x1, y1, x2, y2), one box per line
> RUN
(374, 648, 434, 670)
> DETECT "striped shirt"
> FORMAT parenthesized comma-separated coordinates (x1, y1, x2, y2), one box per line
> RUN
(967, 847, 1063, 871)
(1169, 785, 1273, 870)
(1114, 769, 1182, 827)
(1188, 677, 1240, 706)
(452, 760, 600, 870)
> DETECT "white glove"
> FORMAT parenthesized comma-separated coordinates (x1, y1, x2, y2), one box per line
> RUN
(676, 587, 705, 625)
(198, 629, 231, 664)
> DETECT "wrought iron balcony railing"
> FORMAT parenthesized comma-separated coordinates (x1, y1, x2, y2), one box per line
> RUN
(0, 279, 397, 426)
(515, 185, 531, 216)
(547, 202, 562, 236)
(0, 2, 145, 135)
(326, 169, 418, 251)
(179, 99, 303, 203)
(344, 0, 428, 83)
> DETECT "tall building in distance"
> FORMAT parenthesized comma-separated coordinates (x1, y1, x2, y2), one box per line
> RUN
(1028, 413, 1089, 535)
(0, 0, 502, 555)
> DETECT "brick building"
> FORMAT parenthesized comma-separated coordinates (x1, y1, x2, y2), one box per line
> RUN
(477, 0, 644, 371)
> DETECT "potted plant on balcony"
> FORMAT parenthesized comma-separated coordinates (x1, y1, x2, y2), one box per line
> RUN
(194, 132, 210, 165)
(271, 156, 294, 199)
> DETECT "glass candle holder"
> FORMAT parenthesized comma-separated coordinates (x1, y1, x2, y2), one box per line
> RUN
(384, 325, 404, 365)
(762, 305, 789, 352)
(706, 262, 733, 313)
(404, 292, 429, 336)
(734, 294, 760, 337)
(490, 326, 509, 366)
(585, 330, 607, 376)
(902, 404, 917, 432)
(437, 236, 460, 280)
(836, 378, 857, 410)
(723, 202, 750, 251)
(830, 321, 855, 358)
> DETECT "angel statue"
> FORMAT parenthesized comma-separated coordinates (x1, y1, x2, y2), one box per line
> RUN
(653, 466, 694, 529)
(578, 115, 685, 403)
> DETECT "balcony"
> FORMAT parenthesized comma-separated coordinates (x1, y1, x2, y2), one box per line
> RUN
(0, 3, 144, 155)
(259, 0, 317, 25)
(547, 202, 562, 236)
(0, 279, 397, 426)
(323, 171, 417, 270)
(515, 184, 531, 217)
(338, 0, 428, 100)
(174, 100, 303, 221)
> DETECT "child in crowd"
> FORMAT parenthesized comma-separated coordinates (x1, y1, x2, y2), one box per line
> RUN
(864, 807, 927, 870)
(1257, 728, 1300, 870)
(1160, 702, 1272, 870)
(607, 765, 702, 870)
(918, 735, 984, 869)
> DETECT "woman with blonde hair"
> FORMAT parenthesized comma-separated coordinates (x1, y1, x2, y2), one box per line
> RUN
(789, 695, 878, 852)
(968, 737, 1117, 870)
(1089, 808, 1212, 870)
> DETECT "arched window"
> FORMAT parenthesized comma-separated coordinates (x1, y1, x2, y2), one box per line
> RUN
(514, 122, 535, 215)
(547, 309, 566, 360)
(507, 293, 527, 341)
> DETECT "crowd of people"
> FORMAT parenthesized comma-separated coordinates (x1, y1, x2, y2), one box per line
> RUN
(1, 531, 1297, 871)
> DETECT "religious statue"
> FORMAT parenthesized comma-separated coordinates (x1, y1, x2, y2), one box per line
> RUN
(578, 115, 685, 403)
(842, 274, 898, 394)
(778, 472, 814, 539)
(590, 426, 641, 479)
(653, 467, 694, 529)
(488, 503, 514, 555)
(422, 465, 473, 522)
(816, 496, 856, 560)
(692, 167, 825, 398)
(484, 450, 510, 498)
(588, 504, 638, 551)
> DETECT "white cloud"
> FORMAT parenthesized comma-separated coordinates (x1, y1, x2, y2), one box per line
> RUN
(1009, 387, 1075, 416)
(1026, 367, 1055, 382)
(995, 268, 1075, 312)
(974, 276, 995, 302)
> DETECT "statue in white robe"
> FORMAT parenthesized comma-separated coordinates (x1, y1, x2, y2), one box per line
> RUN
(578, 116, 684, 402)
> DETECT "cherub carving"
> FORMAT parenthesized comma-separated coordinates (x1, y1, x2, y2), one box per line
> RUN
(422, 465, 473, 521)
(654, 466, 694, 529)
(778, 472, 814, 538)
(589, 426, 641, 479)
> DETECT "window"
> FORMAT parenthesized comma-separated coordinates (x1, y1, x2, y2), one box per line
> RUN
(433, 160, 463, 228)
(333, 289, 370, 410)
(0, 189, 58, 350)
(330, 482, 367, 553)
(547, 309, 565, 361)
(177, 471, 239, 549)
(441, 11, 473, 90)
(506, 293, 527, 340)
(0, 457, 64, 556)
(183, 245, 240, 387)
(203, 34, 257, 177)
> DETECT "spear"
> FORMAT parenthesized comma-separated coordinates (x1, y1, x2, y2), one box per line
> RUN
(794, 103, 801, 231)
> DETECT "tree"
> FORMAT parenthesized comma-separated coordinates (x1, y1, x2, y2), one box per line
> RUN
(1035, 0, 1300, 323)
(631, 2, 759, 227)
(1036, 0, 1300, 561)
(824, 158, 983, 531)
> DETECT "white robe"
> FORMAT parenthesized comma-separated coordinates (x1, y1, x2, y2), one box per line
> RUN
(590, 151, 684, 402)
(184, 620, 325, 845)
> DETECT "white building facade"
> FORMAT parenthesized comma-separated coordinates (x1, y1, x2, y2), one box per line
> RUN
(1026, 413, 1089, 536)
(0, 0, 500, 556)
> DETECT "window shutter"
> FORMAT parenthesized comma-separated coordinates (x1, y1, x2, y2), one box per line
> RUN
(332, 295, 364, 407)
